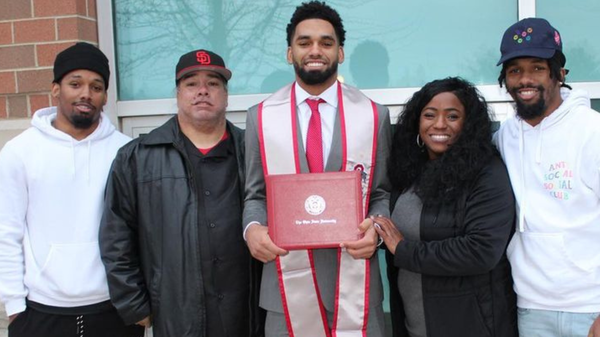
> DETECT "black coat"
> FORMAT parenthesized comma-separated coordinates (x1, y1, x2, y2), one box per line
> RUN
(100, 117, 264, 337)
(386, 156, 518, 337)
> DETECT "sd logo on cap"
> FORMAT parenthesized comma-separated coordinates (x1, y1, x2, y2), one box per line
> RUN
(176, 49, 232, 83)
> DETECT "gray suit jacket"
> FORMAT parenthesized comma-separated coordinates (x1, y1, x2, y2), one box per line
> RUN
(243, 87, 391, 315)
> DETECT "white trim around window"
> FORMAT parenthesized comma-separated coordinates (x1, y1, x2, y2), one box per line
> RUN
(97, 0, 119, 126)
(113, 82, 600, 118)
(518, 0, 536, 19)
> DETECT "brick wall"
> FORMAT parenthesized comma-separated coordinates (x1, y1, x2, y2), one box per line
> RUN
(0, 0, 98, 119)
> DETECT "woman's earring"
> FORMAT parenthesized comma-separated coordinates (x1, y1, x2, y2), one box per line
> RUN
(416, 134, 424, 148)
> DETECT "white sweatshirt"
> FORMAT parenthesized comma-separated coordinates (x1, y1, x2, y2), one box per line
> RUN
(0, 107, 130, 316)
(494, 89, 600, 312)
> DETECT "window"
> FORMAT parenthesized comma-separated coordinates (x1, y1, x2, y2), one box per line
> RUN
(101, 0, 600, 127)
(113, 0, 517, 101)
(537, 0, 600, 83)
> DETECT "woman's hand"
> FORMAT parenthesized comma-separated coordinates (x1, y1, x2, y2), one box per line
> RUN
(340, 218, 379, 259)
(372, 216, 404, 254)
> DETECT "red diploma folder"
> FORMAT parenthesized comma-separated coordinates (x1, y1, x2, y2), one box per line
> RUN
(266, 171, 364, 250)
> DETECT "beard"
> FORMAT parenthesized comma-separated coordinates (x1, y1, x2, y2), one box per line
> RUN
(68, 105, 101, 129)
(70, 114, 98, 129)
(293, 61, 338, 85)
(510, 85, 547, 121)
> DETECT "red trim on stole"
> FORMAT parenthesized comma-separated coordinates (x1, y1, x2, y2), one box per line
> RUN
(364, 100, 379, 214)
(361, 100, 379, 336)
(261, 99, 297, 336)
(337, 82, 348, 169)
(276, 257, 295, 337)
(332, 248, 341, 333)
(362, 262, 371, 336)
(257, 102, 269, 176)
(331, 82, 345, 334)
(290, 84, 301, 174)
(309, 250, 332, 337)
(273, 200, 297, 330)
(262, 101, 296, 335)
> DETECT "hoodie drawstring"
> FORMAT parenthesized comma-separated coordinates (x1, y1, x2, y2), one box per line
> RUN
(87, 140, 91, 183)
(535, 119, 545, 164)
(69, 139, 93, 184)
(70, 139, 76, 177)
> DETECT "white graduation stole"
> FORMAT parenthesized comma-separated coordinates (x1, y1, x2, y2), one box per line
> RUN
(258, 82, 378, 337)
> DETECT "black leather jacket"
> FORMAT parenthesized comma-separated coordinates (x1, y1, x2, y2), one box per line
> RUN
(100, 116, 264, 337)
(386, 156, 518, 337)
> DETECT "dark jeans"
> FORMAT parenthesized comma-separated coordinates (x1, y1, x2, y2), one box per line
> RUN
(8, 306, 144, 337)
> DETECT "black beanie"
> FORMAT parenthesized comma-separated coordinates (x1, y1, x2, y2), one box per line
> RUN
(53, 42, 110, 89)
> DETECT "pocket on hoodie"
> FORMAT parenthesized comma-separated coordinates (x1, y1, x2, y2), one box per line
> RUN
(514, 232, 593, 298)
(36, 242, 108, 299)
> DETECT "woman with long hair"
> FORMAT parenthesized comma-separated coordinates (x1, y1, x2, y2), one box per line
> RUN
(374, 77, 518, 337)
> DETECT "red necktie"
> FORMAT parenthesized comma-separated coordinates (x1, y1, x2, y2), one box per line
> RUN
(305, 98, 325, 173)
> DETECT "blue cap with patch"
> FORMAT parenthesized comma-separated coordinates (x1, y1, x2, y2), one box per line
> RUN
(497, 18, 564, 66)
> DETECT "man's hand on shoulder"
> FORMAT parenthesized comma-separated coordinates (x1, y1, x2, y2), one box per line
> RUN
(246, 224, 288, 263)
(340, 218, 378, 259)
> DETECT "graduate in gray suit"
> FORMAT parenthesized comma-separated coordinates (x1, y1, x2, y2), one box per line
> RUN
(243, 2, 391, 337)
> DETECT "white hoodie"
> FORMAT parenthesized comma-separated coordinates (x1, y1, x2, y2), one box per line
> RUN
(0, 107, 130, 316)
(494, 89, 600, 312)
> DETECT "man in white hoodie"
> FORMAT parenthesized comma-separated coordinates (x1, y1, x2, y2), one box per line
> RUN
(494, 18, 600, 337)
(0, 43, 142, 337)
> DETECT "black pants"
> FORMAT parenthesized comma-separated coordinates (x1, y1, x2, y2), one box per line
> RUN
(8, 306, 144, 337)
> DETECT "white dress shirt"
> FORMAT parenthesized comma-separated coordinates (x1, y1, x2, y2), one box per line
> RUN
(294, 81, 338, 167)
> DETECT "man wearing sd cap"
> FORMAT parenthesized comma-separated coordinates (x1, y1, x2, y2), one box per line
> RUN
(100, 49, 263, 337)
(494, 18, 600, 336)
(0, 43, 140, 336)
(244, 2, 390, 336)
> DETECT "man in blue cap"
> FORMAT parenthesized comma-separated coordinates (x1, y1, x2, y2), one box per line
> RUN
(494, 18, 600, 337)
